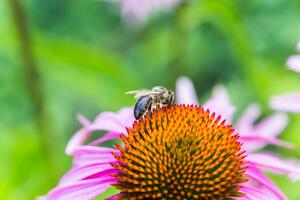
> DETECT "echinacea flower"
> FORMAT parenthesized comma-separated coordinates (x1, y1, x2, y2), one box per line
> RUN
(41, 77, 300, 200)
(270, 41, 300, 113)
(120, 0, 181, 23)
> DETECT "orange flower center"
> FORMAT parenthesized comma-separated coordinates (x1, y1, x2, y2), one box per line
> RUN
(112, 105, 247, 199)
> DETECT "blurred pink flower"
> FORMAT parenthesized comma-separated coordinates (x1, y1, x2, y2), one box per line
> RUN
(40, 77, 300, 200)
(270, 41, 300, 112)
(120, 0, 181, 23)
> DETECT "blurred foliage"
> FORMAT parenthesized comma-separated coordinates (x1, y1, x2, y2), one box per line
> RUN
(1, 0, 300, 199)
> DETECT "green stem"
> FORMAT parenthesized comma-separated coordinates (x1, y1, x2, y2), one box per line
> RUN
(8, 0, 52, 159)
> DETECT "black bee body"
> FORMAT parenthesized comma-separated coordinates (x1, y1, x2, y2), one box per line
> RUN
(134, 95, 153, 120)
(127, 86, 175, 120)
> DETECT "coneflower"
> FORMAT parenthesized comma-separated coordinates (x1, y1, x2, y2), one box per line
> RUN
(40, 77, 300, 200)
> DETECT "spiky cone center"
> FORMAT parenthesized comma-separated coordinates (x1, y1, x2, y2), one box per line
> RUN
(112, 105, 247, 200)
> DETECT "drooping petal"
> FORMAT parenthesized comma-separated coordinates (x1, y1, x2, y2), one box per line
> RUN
(45, 177, 117, 200)
(72, 146, 119, 167)
(270, 92, 300, 113)
(288, 164, 300, 181)
(240, 113, 290, 151)
(246, 165, 286, 200)
(116, 107, 135, 126)
(235, 105, 290, 151)
(89, 132, 121, 146)
(240, 135, 293, 152)
(235, 104, 261, 136)
(176, 76, 199, 105)
(66, 108, 133, 155)
(247, 153, 300, 180)
(203, 85, 236, 123)
(66, 128, 92, 155)
(287, 55, 300, 73)
(87, 108, 134, 133)
(254, 112, 288, 138)
(240, 186, 274, 200)
(65, 115, 92, 155)
(77, 114, 91, 127)
(59, 164, 117, 185)
(89, 112, 128, 133)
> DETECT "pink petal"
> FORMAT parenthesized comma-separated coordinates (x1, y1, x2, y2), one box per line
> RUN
(203, 85, 235, 123)
(253, 112, 288, 138)
(66, 128, 91, 155)
(247, 165, 286, 200)
(287, 55, 300, 73)
(247, 153, 300, 179)
(93, 108, 133, 128)
(66, 109, 133, 155)
(89, 112, 127, 133)
(240, 135, 293, 151)
(235, 106, 289, 151)
(116, 107, 135, 126)
(270, 92, 300, 113)
(72, 146, 119, 167)
(240, 186, 272, 200)
(176, 76, 199, 105)
(72, 146, 119, 156)
(60, 164, 117, 185)
(235, 104, 261, 136)
(65, 115, 92, 155)
(289, 170, 300, 181)
(87, 108, 134, 134)
(242, 187, 286, 200)
(77, 114, 91, 127)
(287, 159, 300, 181)
(89, 132, 121, 146)
(46, 177, 116, 200)
(106, 193, 122, 200)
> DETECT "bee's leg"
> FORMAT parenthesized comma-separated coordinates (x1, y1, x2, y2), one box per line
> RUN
(148, 105, 153, 116)
(144, 99, 153, 117)
(143, 107, 151, 118)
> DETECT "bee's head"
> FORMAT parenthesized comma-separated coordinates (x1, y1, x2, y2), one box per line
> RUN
(168, 91, 175, 104)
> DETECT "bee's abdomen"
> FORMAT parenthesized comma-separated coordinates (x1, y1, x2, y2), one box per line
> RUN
(134, 96, 152, 119)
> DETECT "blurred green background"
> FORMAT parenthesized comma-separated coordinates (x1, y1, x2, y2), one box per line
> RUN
(1, 0, 300, 199)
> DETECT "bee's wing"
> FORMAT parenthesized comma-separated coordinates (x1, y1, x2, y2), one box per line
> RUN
(126, 89, 160, 99)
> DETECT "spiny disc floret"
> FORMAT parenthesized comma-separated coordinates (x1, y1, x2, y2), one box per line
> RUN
(112, 105, 247, 200)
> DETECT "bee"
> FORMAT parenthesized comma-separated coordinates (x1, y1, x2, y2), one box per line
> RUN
(126, 86, 175, 120)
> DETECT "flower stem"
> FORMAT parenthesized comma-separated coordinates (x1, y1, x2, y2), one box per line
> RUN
(8, 0, 53, 161)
